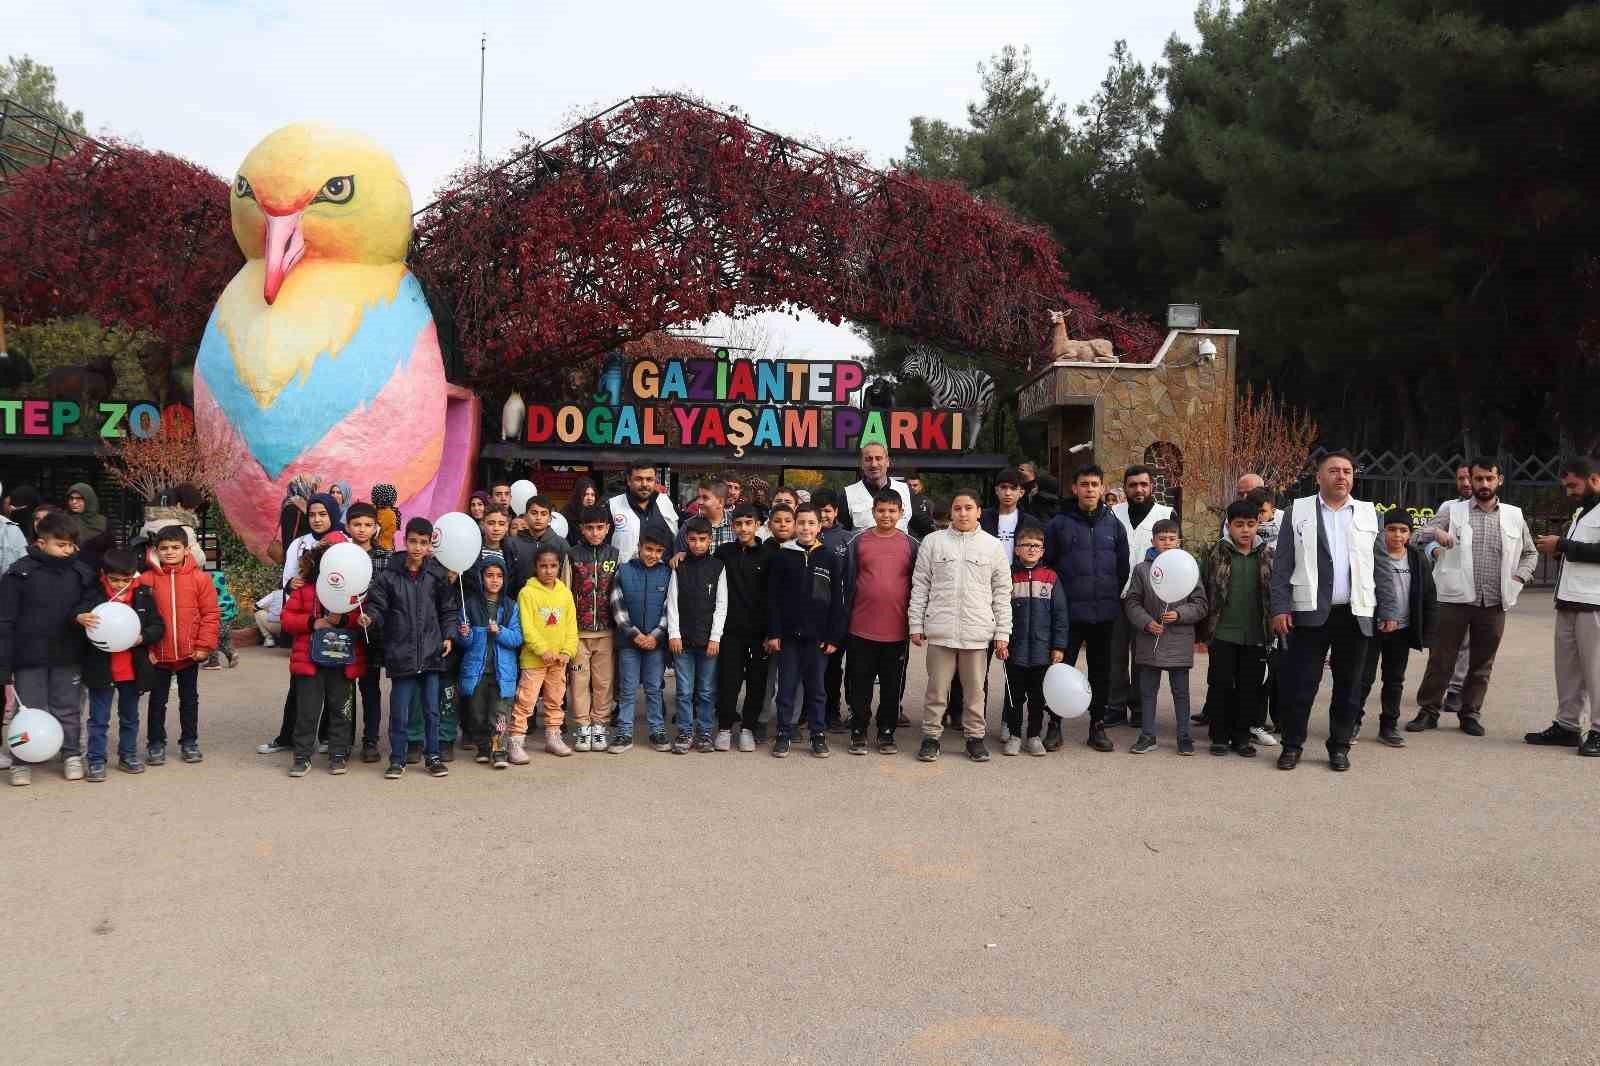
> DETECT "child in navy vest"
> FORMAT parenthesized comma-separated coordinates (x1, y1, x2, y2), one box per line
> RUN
(666, 516, 728, 753)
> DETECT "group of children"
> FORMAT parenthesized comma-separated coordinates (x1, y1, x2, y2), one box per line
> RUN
(0, 465, 1442, 784)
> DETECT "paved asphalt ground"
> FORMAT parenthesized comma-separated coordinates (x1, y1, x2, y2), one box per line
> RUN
(4, 590, 1596, 1064)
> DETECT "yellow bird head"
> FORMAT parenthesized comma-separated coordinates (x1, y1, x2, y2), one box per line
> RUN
(229, 123, 413, 305)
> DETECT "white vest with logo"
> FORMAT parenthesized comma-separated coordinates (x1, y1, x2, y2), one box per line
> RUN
(608, 492, 679, 564)
(1556, 503, 1600, 606)
(1432, 498, 1526, 610)
(844, 478, 911, 532)
(1113, 501, 1174, 593)
(1288, 495, 1379, 617)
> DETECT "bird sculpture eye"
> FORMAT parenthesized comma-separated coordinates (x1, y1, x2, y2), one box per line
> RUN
(313, 175, 356, 205)
(234, 176, 254, 199)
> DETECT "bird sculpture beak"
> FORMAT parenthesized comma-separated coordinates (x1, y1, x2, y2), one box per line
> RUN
(262, 210, 306, 305)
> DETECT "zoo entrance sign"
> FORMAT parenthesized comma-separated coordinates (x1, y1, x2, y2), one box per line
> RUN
(522, 353, 968, 458)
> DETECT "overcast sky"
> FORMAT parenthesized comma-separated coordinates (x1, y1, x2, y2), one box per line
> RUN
(13, 0, 1198, 355)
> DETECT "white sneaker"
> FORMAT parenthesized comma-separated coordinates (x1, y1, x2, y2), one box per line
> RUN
(1003, 736, 1022, 756)
(260, 636, 276, 648)
(1250, 727, 1280, 747)
(1000, 722, 1012, 742)
(10, 764, 30, 786)
(64, 755, 85, 781)
(738, 729, 756, 752)
(256, 740, 289, 754)
(714, 729, 732, 752)
(590, 727, 608, 752)
(574, 724, 593, 753)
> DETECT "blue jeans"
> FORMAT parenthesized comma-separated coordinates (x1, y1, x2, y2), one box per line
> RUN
(775, 639, 828, 738)
(389, 672, 441, 762)
(87, 682, 141, 762)
(615, 644, 666, 737)
(1138, 666, 1191, 740)
(673, 648, 717, 737)
(408, 673, 458, 743)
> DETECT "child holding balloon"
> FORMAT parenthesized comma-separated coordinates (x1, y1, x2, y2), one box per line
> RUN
(1121, 519, 1208, 755)
(280, 541, 370, 777)
(79, 549, 165, 781)
(1002, 524, 1069, 756)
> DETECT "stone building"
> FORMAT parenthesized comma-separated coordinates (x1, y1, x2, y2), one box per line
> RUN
(1016, 328, 1239, 538)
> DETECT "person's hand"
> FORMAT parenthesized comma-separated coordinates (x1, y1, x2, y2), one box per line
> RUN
(633, 633, 652, 650)
(458, 623, 471, 638)
(488, 621, 499, 635)
(313, 617, 333, 630)
(446, 570, 458, 584)
(289, 577, 305, 590)
(1161, 610, 1178, 624)
(1049, 650, 1064, 664)
(1512, 575, 1525, 585)
(764, 638, 782, 654)
(543, 651, 561, 666)
(1145, 621, 1165, 636)
(191, 649, 208, 661)
(1271, 613, 1293, 637)
(1536, 534, 1563, 556)
(993, 640, 1009, 661)
(821, 643, 837, 655)
(707, 640, 720, 657)
(1379, 620, 1398, 633)
(911, 634, 925, 646)
(148, 648, 158, 665)
(77, 612, 98, 629)
(669, 638, 684, 654)
(1434, 529, 1456, 549)
(669, 552, 685, 570)
(441, 639, 453, 658)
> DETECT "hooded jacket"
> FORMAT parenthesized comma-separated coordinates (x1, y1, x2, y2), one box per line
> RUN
(67, 482, 112, 566)
(767, 538, 848, 646)
(1044, 503, 1130, 625)
(518, 577, 578, 668)
(459, 579, 523, 698)
(908, 526, 1013, 650)
(81, 575, 165, 691)
(1123, 550, 1209, 669)
(281, 582, 369, 679)
(366, 552, 459, 677)
(0, 545, 99, 675)
(138, 554, 221, 667)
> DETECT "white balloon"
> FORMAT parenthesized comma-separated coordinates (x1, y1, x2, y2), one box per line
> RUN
(1042, 663, 1092, 719)
(6, 705, 63, 762)
(317, 542, 374, 614)
(88, 601, 141, 653)
(550, 512, 569, 540)
(431, 511, 483, 573)
(1148, 548, 1200, 603)
(509, 480, 537, 516)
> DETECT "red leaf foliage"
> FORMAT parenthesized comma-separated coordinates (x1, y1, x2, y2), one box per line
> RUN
(0, 141, 241, 351)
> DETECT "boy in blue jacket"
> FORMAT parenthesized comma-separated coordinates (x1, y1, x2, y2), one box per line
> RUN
(766, 503, 847, 758)
(609, 521, 674, 753)
(456, 555, 524, 769)
(1003, 524, 1068, 756)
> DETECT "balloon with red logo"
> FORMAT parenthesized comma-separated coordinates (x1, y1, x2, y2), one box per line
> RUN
(430, 511, 482, 573)
(317, 541, 374, 614)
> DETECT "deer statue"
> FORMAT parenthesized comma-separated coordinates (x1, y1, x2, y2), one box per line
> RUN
(1048, 309, 1116, 363)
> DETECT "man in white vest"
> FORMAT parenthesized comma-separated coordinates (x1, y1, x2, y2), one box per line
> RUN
(1107, 464, 1173, 726)
(842, 443, 911, 532)
(1530, 457, 1600, 755)
(609, 461, 680, 564)
(1268, 450, 1395, 771)
(1408, 458, 1536, 735)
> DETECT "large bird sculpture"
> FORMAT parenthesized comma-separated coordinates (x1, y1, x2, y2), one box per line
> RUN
(194, 124, 478, 561)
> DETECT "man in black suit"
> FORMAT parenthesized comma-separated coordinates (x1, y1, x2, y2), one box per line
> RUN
(1269, 450, 1396, 771)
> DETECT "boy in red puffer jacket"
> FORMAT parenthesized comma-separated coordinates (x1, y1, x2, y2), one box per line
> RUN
(138, 525, 220, 766)
(280, 541, 369, 777)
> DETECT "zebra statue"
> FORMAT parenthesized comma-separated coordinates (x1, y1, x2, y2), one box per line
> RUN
(900, 347, 994, 450)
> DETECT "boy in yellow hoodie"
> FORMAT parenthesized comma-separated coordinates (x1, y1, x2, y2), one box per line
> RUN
(510, 545, 578, 762)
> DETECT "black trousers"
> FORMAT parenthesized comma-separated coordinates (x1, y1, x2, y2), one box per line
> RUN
(846, 635, 907, 735)
(1356, 630, 1411, 731)
(716, 629, 771, 732)
(1281, 607, 1370, 754)
(357, 664, 383, 744)
(1205, 639, 1266, 746)
(1003, 662, 1048, 738)
(824, 646, 846, 724)
(1061, 620, 1114, 727)
(275, 678, 328, 746)
(293, 670, 352, 759)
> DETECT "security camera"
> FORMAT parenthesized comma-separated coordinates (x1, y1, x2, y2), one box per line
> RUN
(1197, 338, 1217, 361)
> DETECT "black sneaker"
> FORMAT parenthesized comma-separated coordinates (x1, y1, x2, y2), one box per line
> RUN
(1404, 712, 1437, 732)
(86, 761, 107, 783)
(671, 732, 693, 755)
(288, 757, 311, 778)
(1525, 722, 1581, 747)
(773, 736, 792, 758)
(1190, 713, 1210, 727)
(965, 738, 990, 762)
(827, 719, 849, 735)
(1087, 728, 1114, 753)
(425, 757, 449, 777)
(650, 732, 672, 753)
(1377, 728, 1406, 748)
(1176, 738, 1195, 756)
(492, 745, 510, 768)
(328, 755, 349, 775)
(877, 731, 898, 754)
(917, 737, 940, 762)
(474, 744, 491, 764)
(1581, 731, 1600, 758)
(1460, 717, 1486, 737)
(406, 741, 423, 764)
(811, 735, 830, 758)
(117, 757, 146, 774)
(1230, 742, 1258, 758)
(693, 733, 715, 753)
(180, 744, 202, 763)
(1130, 734, 1156, 754)
(360, 740, 381, 763)
(1102, 709, 1128, 728)
(1209, 742, 1229, 756)
(1043, 720, 1063, 752)
(848, 731, 868, 755)
(146, 744, 166, 766)
(610, 734, 634, 754)
(384, 761, 404, 780)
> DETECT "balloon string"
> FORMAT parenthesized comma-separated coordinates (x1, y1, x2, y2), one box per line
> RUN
(1152, 600, 1168, 655)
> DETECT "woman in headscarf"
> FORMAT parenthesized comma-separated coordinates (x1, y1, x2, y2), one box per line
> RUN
(468, 491, 490, 522)
(65, 482, 112, 567)
(560, 477, 599, 545)
(260, 492, 347, 758)
(328, 481, 353, 523)
(277, 475, 321, 564)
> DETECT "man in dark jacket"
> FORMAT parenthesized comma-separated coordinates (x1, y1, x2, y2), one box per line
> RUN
(715, 505, 778, 749)
(365, 517, 460, 778)
(1043, 465, 1129, 752)
(1018, 461, 1062, 522)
